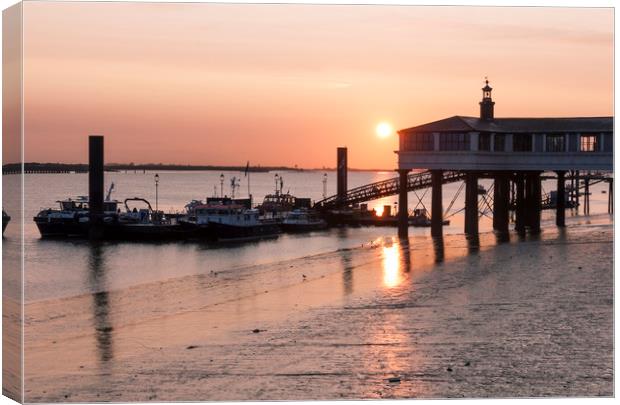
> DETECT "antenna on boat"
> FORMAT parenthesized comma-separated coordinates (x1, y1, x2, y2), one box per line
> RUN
(244, 161, 251, 202)
(105, 182, 115, 201)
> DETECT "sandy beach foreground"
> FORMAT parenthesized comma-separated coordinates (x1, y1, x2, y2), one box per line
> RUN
(23, 215, 613, 401)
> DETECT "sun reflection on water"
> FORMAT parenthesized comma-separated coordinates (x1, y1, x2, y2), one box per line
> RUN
(381, 240, 402, 288)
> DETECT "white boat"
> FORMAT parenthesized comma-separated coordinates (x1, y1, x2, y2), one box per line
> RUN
(281, 209, 327, 232)
(33, 196, 119, 237)
(192, 201, 281, 242)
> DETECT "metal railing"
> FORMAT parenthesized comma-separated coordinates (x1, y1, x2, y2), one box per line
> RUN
(314, 170, 466, 209)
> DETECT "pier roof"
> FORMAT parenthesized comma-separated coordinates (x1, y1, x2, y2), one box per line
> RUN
(398, 116, 613, 134)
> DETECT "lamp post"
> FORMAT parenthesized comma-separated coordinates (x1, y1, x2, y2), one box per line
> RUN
(154, 173, 160, 212)
(322, 173, 328, 199)
(274, 173, 279, 195)
(220, 173, 224, 198)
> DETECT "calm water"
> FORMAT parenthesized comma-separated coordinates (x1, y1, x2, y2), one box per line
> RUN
(1, 170, 613, 401)
(2, 170, 612, 303)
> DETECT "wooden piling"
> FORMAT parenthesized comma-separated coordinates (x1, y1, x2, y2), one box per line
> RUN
(493, 174, 510, 234)
(431, 170, 443, 237)
(88, 135, 105, 240)
(464, 172, 478, 236)
(528, 172, 542, 234)
(398, 169, 410, 239)
(608, 179, 613, 214)
(515, 173, 525, 233)
(575, 170, 580, 210)
(337, 147, 348, 208)
(583, 176, 590, 215)
(556, 170, 566, 227)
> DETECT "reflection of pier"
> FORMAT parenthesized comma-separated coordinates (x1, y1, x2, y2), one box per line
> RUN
(316, 81, 613, 239)
(87, 243, 114, 366)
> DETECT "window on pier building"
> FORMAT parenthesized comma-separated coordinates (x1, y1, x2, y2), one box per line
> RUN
(478, 133, 491, 151)
(513, 134, 532, 152)
(546, 134, 565, 152)
(439, 133, 469, 151)
(580, 134, 599, 152)
(494, 134, 505, 152)
(406, 132, 434, 151)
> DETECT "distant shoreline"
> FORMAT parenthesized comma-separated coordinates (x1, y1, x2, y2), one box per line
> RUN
(2, 163, 394, 174)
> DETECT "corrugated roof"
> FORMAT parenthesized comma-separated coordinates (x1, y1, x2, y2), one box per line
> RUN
(399, 116, 613, 134)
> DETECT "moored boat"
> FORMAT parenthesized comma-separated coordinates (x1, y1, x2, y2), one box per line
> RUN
(194, 202, 281, 242)
(113, 198, 198, 240)
(409, 208, 450, 227)
(281, 209, 327, 232)
(33, 196, 119, 237)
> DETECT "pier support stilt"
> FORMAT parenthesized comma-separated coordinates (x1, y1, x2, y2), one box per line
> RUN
(608, 179, 613, 214)
(493, 174, 510, 234)
(584, 176, 590, 215)
(431, 170, 443, 237)
(464, 172, 479, 236)
(515, 173, 525, 233)
(575, 170, 580, 211)
(336, 147, 348, 208)
(556, 170, 566, 227)
(88, 135, 105, 240)
(525, 172, 542, 234)
(398, 169, 410, 239)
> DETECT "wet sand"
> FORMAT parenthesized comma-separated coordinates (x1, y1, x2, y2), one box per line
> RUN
(23, 215, 613, 401)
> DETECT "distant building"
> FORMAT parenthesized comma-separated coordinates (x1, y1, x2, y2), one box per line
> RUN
(397, 81, 613, 172)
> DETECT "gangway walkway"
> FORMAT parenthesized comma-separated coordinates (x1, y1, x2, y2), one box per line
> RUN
(314, 170, 466, 209)
(314, 169, 613, 211)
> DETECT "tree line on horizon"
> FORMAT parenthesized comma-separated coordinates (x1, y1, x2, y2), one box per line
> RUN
(2, 162, 390, 174)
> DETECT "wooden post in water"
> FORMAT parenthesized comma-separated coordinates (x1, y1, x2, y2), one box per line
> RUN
(575, 170, 580, 211)
(89, 135, 105, 240)
(464, 172, 478, 236)
(515, 173, 525, 233)
(526, 172, 542, 234)
(430, 170, 443, 237)
(556, 170, 566, 227)
(398, 169, 410, 239)
(608, 179, 613, 214)
(336, 147, 348, 208)
(583, 175, 590, 215)
(493, 174, 510, 234)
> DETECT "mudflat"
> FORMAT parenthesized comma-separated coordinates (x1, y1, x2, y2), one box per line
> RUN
(23, 215, 613, 401)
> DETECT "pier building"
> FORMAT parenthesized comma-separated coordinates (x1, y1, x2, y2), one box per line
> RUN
(396, 81, 613, 237)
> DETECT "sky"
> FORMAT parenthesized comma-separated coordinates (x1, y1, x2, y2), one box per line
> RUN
(10, 2, 615, 169)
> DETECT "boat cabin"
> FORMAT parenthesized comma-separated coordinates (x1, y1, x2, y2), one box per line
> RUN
(57, 197, 118, 213)
(194, 204, 260, 226)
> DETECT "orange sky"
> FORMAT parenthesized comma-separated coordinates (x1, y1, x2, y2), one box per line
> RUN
(16, 3, 614, 169)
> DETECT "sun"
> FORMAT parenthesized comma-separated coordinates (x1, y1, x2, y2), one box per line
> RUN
(376, 122, 393, 139)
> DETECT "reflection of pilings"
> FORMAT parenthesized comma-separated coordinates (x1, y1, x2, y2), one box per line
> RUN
(466, 234, 480, 254)
(493, 174, 510, 234)
(495, 230, 510, 244)
(399, 239, 411, 273)
(88, 243, 114, 366)
(398, 169, 410, 239)
(556, 170, 566, 227)
(431, 170, 443, 237)
(339, 248, 353, 296)
(464, 172, 478, 236)
(432, 236, 444, 263)
(515, 173, 525, 233)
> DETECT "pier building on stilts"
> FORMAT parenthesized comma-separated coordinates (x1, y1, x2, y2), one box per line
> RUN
(395, 80, 613, 238)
